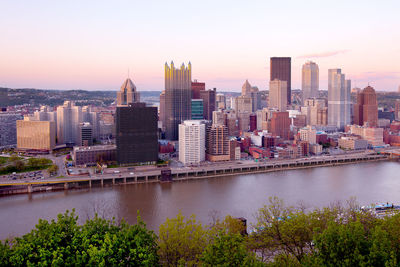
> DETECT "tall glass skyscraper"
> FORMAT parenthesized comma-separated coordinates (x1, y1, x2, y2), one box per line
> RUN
(302, 61, 319, 102)
(328, 69, 351, 130)
(165, 61, 192, 140)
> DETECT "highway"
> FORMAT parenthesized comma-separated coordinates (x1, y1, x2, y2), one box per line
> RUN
(0, 149, 389, 187)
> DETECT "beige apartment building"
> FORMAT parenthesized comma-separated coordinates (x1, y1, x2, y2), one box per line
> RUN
(17, 120, 56, 151)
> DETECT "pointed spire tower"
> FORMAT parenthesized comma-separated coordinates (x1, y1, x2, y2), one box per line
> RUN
(117, 77, 140, 106)
(241, 79, 252, 96)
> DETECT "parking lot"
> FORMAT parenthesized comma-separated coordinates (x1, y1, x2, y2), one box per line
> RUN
(1, 170, 46, 181)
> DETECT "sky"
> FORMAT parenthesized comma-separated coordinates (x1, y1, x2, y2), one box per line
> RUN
(0, 0, 399, 92)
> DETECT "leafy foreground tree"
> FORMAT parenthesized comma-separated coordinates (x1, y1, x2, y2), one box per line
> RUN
(0, 210, 159, 266)
(158, 213, 264, 266)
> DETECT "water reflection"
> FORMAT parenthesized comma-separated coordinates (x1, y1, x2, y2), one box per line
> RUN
(0, 161, 399, 240)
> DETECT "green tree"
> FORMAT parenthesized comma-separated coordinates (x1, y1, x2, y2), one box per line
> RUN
(158, 213, 208, 266)
(200, 232, 262, 266)
(14, 160, 25, 171)
(1, 210, 159, 266)
(313, 220, 370, 266)
(47, 164, 59, 176)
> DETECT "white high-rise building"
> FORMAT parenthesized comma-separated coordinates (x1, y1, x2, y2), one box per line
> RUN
(269, 79, 287, 111)
(328, 69, 351, 130)
(56, 101, 82, 145)
(179, 120, 205, 165)
(302, 61, 319, 102)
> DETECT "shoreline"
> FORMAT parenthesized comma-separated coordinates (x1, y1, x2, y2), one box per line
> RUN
(0, 153, 390, 197)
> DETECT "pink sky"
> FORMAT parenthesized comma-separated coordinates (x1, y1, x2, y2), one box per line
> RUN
(0, 1, 399, 92)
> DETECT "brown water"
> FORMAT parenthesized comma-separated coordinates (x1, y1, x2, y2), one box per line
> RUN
(1, 161, 399, 240)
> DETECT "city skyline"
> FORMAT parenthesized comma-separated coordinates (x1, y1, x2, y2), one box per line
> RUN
(0, 1, 399, 91)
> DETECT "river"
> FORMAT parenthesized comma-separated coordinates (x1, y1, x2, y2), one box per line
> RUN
(1, 161, 399, 240)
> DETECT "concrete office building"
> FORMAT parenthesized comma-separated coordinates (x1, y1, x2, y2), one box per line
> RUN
(206, 124, 230, 161)
(270, 57, 291, 104)
(200, 88, 216, 120)
(270, 111, 290, 140)
(165, 61, 192, 140)
(303, 98, 327, 126)
(269, 79, 288, 111)
(73, 145, 117, 167)
(117, 78, 140, 106)
(179, 120, 205, 165)
(116, 103, 158, 165)
(212, 110, 225, 125)
(299, 126, 317, 144)
(338, 136, 368, 150)
(225, 111, 238, 136)
(235, 95, 252, 114)
(191, 99, 204, 120)
(302, 61, 319, 102)
(328, 69, 351, 130)
(216, 93, 226, 110)
(354, 85, 378, 127)
(16, 120, 56, 151)
(350, 125, 384, 147)
(237, 112, 250, 132)
(78, 122, 93, 146)
(256, 108, 269, 130)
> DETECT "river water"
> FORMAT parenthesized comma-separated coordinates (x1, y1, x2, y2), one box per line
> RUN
(1, 161, 399, 240)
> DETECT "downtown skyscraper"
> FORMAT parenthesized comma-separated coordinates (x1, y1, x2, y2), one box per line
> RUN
(270, 57, 291, 104)
(328, 69, 351, 130)
(165, 61, 192, 140)
(302, 61, 319, 101)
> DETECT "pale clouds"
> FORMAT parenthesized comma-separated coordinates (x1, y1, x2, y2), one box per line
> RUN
(297, 50, 350, 59)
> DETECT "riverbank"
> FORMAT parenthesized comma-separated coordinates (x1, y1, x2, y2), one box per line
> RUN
(0, 152, 390, 196)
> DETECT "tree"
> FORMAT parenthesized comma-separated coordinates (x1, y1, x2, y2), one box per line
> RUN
(200, 232, 262, 266)
(1, 210, 159, 266)
(47, 164, 58, 176)
(14, 160, 25, 171)
(158, 213, 208, 266)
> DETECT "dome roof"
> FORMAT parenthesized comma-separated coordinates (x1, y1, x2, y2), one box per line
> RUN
(362, 85, 375, 94)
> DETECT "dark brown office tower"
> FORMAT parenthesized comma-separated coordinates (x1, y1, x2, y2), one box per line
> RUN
(249, 114, 257, 131)
(200, 88, 216, 120)
(270, 57, 291, 104)
(116, 103, 158, 165)
(191, 80, 205, 99)
(165, 61, 192, 140)
(270, 111, 291, 140)
(354, 85, 378, 127)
